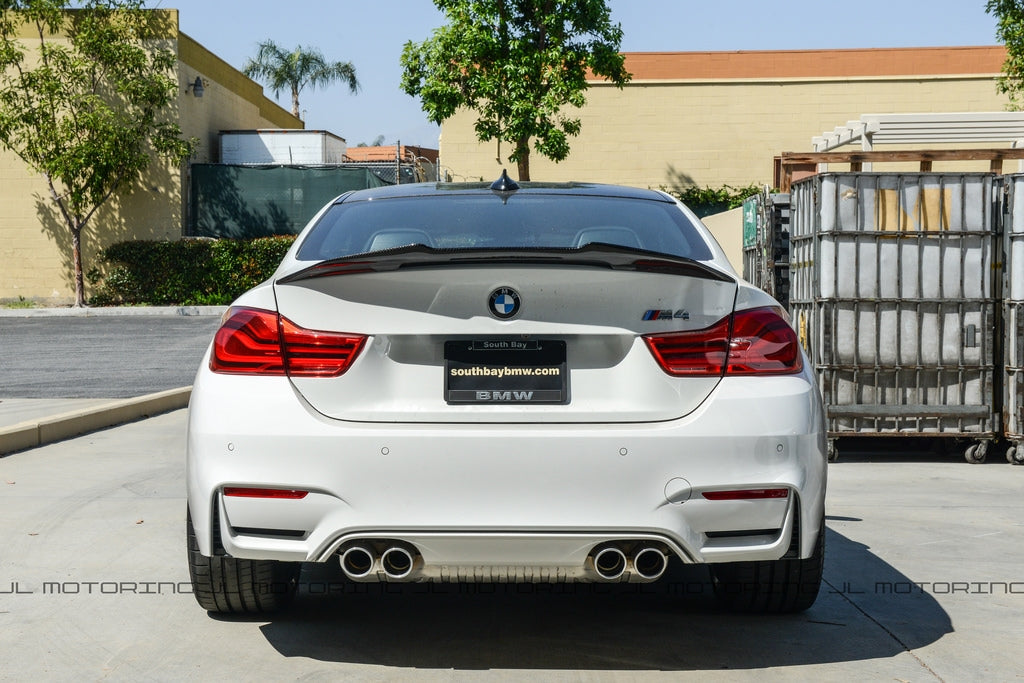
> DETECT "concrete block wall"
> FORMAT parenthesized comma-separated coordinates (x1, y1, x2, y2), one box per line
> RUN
(439, 47, 1011, 190)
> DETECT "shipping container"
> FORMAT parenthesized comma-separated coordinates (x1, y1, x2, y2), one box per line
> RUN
(219, 130, 347, 165)
(790, 173, 1000, 462)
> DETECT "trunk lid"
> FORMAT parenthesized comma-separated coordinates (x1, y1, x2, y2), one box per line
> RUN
(274, 257, 736, 423)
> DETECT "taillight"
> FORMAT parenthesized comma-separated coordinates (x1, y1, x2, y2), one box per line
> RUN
(726, 307, 802, 375)
(210, 306, 365, 377)
(643, 317, 731, 376)
(644, 306, 801, 377)
(280, 315, 366, 377)
(210, 308, 285, 375)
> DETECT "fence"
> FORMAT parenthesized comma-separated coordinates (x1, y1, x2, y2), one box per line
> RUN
(188, 164, 388, 239)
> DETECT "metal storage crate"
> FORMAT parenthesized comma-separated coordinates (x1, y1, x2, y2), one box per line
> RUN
(741, 190, 791, 308)
(1002, 175, 1024, 464)
(789, 173, 1000, 462)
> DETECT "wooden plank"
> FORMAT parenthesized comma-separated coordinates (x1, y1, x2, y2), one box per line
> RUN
(777, 149, 1024, 191)
(779, 148, 1024, 165)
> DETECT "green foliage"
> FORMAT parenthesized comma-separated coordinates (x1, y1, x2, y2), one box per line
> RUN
(661, 183, 762, 218)
(0, 1, 195, 306)
(88, 236, 296, 306)
(401, 0, 630, 181)
(243, 40, 358, 118)
(987, 0, 1024, 109)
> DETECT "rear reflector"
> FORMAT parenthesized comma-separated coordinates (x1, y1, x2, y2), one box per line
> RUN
(702, 488, 789, 501)
(223, 487, 309, 499)
(210, 306, 365, 377)
(644, 306, 802, 377)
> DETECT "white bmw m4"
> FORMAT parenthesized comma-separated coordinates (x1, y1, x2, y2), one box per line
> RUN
(186, 174, 827, 614)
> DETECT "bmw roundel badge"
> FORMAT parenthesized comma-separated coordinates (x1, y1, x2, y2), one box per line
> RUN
(488, 287, 521, 319)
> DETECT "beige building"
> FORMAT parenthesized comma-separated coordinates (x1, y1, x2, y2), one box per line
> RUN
(0, 10, 299, 304)
(439, 46, 1012, 189)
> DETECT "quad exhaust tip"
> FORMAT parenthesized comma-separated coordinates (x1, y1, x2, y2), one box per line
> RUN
(592, 543, 670, 582)
(340, 539, 669, 583)
(593, 546, 629, 580)
(339, 542, 421, 581)
(380, 546, 415, 580)
(340, 545, 376, 580)
(632, 546, 669, 581)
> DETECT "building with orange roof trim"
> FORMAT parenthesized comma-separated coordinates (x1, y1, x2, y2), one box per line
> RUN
(439, 46, 1010, 190)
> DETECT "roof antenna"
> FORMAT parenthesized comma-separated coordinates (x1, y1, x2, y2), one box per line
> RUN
(490, 169, 519, 192)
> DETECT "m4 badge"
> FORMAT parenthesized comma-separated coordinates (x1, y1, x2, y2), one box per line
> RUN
(642, 309, 690, 321)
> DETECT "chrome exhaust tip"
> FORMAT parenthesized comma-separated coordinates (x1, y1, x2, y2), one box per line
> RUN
(340, 544, 376, 580)
(592, 546, 628, 581)
(632, 546, 669, 581)
(380, 546, 416, 580)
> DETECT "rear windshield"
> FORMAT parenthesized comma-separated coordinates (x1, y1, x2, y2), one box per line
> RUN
(295, 194, 714, 262)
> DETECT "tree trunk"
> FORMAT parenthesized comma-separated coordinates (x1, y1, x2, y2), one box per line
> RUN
(292, 85, 301, 118)
(516, 137, 531, 181)
(71, 224, 85, 307)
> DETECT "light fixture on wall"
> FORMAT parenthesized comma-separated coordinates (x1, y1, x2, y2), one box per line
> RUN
(186, 76, 204, 98)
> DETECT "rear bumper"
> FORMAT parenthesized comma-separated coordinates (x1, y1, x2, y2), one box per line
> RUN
(186, 365, 826, 575)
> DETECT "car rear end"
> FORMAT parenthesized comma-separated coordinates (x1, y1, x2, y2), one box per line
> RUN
(186, 181, 827, 613)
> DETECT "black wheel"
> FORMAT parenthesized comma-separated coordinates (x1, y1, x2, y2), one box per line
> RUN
(1008, 445, 1024, 466)
(710, 515, 824, 614)
(186, 510, 300, 614)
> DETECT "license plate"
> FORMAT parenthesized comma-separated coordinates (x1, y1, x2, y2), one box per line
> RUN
(444, 340, 567, 404)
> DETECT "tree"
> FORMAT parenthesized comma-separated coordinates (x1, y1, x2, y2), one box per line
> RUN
(357, 134, 386, 147)
(401, 0, 630, 181)
(243, 40, 359, 119)
(0, 0, 194, 307)
(987, 0, 1024, 109)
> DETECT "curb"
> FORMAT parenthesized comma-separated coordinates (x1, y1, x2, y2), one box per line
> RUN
(0, 306, 227, 318)
(0, 387, 191, 456)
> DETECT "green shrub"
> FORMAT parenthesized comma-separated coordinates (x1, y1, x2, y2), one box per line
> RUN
(89, 236, 296, 306)
(661, 183, 762, 218)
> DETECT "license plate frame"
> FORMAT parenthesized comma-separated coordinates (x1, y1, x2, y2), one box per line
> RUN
(444, 339, 568, 404)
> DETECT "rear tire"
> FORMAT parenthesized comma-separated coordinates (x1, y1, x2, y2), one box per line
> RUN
(710, 515, 825, 614)
(187, 510, 300, 614)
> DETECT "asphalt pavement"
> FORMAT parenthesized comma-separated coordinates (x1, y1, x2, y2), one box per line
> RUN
(0, 306, 224, 398)
(0, 306, 224, 454)
(1, 306, 1022, 678)
(1, 410, 1022, 679)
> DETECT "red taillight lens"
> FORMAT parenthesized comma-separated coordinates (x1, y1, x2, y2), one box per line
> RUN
(210, 306, 365, 377)
(210, 307, 286, 375)
(644, 306, 801, 377)
(726, 307, 802, 375)
(280, 316, 366, 377)
(643, 317, 731, 376)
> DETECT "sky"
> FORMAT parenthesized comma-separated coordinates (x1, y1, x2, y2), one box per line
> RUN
(154, 0, 1001, 149)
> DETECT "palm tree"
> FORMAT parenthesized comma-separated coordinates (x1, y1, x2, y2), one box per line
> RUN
(243, 40, 359, 119)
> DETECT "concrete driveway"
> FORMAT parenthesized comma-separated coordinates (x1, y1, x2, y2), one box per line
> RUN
(0, 411, 1021, 680)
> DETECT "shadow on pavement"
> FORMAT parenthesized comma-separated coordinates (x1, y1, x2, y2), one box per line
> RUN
(252, 526, 952, 671)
